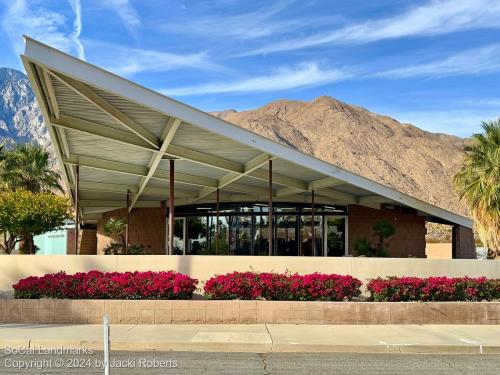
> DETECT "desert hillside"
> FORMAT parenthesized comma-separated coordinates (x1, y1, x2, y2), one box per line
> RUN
(212, 96, 468, 217)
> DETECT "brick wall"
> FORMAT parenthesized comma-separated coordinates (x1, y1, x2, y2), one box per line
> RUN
(2, 299, 498, 325)
(347, 204, 426, 258)
(96, 208, 166, 255)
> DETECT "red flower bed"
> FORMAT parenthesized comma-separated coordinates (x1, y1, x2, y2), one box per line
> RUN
(13, 271, 198, 300)
(203, 272, 362, 301)
(367, 276, 500, 302)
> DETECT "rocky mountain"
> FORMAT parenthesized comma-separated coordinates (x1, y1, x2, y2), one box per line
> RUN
(212, 96, 468, 217)
(0, 67, 50, 148)
(0, 67, 468, 218)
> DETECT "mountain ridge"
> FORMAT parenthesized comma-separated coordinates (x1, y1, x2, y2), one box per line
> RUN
(0, 67, 50, 148)
(211, 95, 468, 217)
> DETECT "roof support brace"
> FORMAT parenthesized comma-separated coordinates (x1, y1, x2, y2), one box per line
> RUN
(130, 117, 181, 211)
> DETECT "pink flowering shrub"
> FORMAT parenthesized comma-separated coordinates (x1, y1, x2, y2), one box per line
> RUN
(203, 272, 362, 301)
(367, 276, 500, 302)
(13, 270, 198, 299)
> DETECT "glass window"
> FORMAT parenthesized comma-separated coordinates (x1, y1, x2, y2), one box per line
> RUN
(186, 216, 207, 255)
(276, 215, 298, 256)
(172, 202, 346, 256)
(173, 218, 185, 255)
(300, 215, 322, 256)
(209, 215, 230, 255)
(230, 216, 252, 255)
(254, 215, 270, 255)
(325, 216, 346, 256)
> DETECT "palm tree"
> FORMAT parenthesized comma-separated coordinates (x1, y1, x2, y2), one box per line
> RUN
(103, 217, 127, 254)
(454, 119, 500, 259)
(0, 144, 63, 193)
(0, 144, 64, 254)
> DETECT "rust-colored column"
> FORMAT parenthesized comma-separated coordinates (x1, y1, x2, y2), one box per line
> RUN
(160, 200, 167, 254)
(216, 188, 220, 255)
(169, 159, 175, 255)
(268, 159, 273, 256)
(311, 189, 315, 256)
(125, 189, 131, 255)
(74, 165, 79, 255)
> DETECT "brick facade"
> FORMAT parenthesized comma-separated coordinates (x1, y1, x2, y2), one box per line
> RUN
(96, 208, 166, 255)
(66, 228, 97, 255)
(347, 204, 426, 258)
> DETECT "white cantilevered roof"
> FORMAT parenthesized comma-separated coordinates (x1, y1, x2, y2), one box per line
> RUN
(21, 37, 472, 228)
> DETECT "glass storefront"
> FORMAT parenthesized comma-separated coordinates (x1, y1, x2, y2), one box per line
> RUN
(171, 202, 348, 256)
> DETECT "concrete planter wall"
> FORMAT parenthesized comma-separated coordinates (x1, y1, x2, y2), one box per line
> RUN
(1, 299, 499, 325)
(1, 255, 499, 298)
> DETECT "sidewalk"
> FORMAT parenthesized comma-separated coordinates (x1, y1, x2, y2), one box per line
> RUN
(0, 324, 499, 354)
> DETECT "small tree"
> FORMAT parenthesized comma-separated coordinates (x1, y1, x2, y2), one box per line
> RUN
(0, 190, 71, 254)
(373, 220, 395, 256)
(103, 217, 127, 254)
(102, 217, 149, 255)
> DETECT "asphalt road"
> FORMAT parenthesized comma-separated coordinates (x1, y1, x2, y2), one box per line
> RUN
(0, 350, 499, 374)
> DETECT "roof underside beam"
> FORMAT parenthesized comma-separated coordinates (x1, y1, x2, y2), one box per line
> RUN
(314, 188, 357, 204)
(359, 195, 395, 204)
(50, 114, 156, 151)
(70, 181, 198, 198)
(63, 154, 277, 198)
(63, 154, 218, 188)
(194, 153, 273, 203)
(308, 177, 344, 190)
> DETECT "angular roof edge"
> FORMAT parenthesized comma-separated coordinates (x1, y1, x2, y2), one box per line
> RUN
(22, 36, 473, 228)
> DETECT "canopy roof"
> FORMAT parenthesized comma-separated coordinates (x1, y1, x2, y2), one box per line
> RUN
(21, 37, 472, 228)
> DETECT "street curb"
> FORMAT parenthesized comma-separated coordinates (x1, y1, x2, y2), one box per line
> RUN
(1, 339, 499, 355)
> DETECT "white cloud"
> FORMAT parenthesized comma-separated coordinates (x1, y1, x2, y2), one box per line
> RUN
(162, 1, 341, 40)
(83, 40, 222, 76)
(68, 0, 85, 60)
(1, 0, 85, 59)
(161, 62, 351, 96)
(375, 44, 500, 78)
(102, 0, 140, 32)
(244, 0, 500, 55)
(159, 41, 500, 95)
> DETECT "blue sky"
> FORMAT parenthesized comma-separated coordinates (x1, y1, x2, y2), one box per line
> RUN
(1, 0, 500, 137)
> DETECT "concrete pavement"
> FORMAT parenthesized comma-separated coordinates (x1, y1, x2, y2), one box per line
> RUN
(0, 324, 499, 354)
